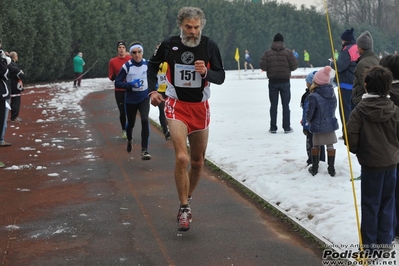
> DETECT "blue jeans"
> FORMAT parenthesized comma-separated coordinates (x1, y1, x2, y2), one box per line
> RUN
(268, 82, 291, 131)
(1, 98, 10, 141)
(361, 168, 396, 247)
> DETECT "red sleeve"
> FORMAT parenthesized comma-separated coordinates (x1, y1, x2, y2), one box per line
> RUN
(108, 58, 116, 81)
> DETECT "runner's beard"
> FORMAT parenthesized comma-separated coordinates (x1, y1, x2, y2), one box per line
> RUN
(181, 29, 201, 48)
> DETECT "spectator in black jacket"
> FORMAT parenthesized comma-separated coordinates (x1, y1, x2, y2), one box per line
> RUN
(9, 51, 25, 123)
(329, 28, 360, 138)
(0, 50, 11, 147)
(0, 45, 11, 166)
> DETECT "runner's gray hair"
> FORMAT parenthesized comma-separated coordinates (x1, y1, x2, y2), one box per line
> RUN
(177, 7, 206, 29)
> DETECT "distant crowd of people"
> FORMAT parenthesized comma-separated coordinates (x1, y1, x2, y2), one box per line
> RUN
(334, 29, 399, 255)
(0, 47, 86, 168)
(0, 41, 26, 168)
(258, 26, 399, 257)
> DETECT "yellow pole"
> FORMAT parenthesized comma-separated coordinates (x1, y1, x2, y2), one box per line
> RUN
(237, 59, 241, 80)
(235, 48, 241, 80)
(323, 0, 366, 264)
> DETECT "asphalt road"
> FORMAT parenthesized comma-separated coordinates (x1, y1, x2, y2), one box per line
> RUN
(0, 86, 323, 265)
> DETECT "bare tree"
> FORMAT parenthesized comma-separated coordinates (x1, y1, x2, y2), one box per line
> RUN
(325, 0, 354, 25)
(325, 0, 399, 34)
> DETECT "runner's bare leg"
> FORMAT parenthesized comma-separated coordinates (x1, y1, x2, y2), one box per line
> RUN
(188, 128, 208, 196)
(168, 119, 190, 206)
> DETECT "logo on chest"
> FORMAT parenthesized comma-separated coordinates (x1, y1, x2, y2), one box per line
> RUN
(181, 51, 195, 64)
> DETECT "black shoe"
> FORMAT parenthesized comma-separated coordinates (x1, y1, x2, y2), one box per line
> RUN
(284, 128, 293, 133)
(141, 150, 151, 160)
(328, 166, 336, 177)
(11, 117, 22, 123)
(269, 129, 277, 134)
(308, 165, 318, 176)
(126, 141, 132, 153)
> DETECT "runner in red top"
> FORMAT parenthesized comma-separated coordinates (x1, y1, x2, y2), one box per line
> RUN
(108, 41, 132, 139)
(147, 7, 225, 231)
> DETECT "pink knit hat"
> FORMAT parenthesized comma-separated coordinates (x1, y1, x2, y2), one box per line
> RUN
(313, 66, 332, 85)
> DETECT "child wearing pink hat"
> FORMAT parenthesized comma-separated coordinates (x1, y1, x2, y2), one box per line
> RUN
(305, 66, 339, 176)
(300, 71, 326, 167)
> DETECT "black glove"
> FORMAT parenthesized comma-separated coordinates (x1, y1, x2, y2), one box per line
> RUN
(303, 129, 309, 136)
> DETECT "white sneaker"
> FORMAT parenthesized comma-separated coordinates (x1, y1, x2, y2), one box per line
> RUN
(0, 140, 11, 146)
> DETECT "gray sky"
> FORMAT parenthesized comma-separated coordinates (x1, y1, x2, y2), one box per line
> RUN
(280, 0, 319, 8)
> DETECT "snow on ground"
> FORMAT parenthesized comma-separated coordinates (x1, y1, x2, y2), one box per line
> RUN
(17, 68, 398, 263)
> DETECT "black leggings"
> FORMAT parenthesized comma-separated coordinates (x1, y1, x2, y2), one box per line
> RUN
(10, 95, 21, 120)
(0, 99, 5, 140)
(114, 91, 126, 131)
(125, 99, 150, 150)
(157, 92, 168, 134)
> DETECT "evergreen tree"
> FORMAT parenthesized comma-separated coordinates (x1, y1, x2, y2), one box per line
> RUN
(0, 0, 396, 82)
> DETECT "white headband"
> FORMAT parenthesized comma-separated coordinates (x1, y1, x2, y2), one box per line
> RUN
(130, 44, 143, 53)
